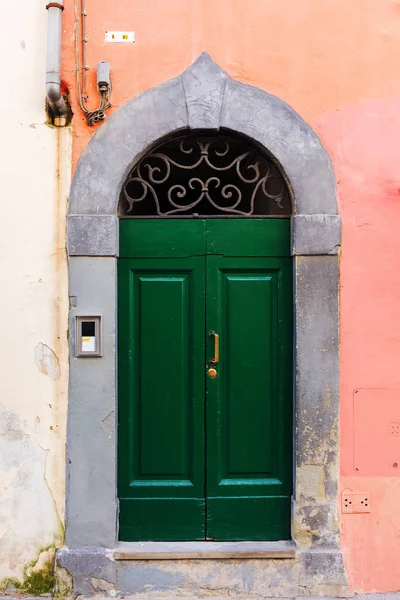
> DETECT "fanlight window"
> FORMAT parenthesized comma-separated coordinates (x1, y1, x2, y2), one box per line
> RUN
(119, 133, 291, 217)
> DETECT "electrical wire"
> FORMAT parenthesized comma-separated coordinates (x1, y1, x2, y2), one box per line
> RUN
(74, 0, 112, 125)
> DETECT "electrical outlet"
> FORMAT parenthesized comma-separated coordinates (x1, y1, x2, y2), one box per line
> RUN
(105, 31, 135, 43)
(342, 491, 371, 514)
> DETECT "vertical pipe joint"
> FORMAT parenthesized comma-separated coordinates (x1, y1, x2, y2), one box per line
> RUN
(45, 0, 71, 126)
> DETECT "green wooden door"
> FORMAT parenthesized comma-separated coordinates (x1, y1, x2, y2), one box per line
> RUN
(118, 219, 292, 541)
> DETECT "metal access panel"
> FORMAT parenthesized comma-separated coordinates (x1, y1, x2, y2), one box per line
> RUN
(353, 388, 400, 475)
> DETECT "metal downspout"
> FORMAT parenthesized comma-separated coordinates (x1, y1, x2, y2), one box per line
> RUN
(45, 1, 70, 126)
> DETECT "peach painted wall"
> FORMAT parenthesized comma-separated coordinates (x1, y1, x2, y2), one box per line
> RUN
(62, 0, 400, 592)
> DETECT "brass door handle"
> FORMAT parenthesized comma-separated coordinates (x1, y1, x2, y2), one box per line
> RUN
(209, 331, 219, 364)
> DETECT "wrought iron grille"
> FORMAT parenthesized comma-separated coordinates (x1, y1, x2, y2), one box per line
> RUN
(119, 133, 291, 217)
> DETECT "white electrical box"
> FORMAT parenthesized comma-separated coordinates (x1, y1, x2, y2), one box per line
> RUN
(76, 316, 102, 357)
(105, 31, 135, 43)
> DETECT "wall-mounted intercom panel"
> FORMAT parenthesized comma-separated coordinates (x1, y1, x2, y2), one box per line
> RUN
(76, 316, 102, 357)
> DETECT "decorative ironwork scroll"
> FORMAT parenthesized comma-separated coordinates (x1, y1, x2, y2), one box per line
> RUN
(120, 134, 291, 217)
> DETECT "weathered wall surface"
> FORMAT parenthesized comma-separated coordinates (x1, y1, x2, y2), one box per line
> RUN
(0, 0, 392, 594)
(0, 0, 70, 591)
(62, 0, 400, 593)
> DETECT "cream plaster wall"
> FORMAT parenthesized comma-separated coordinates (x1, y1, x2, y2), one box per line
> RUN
(0, 0, 70, 586)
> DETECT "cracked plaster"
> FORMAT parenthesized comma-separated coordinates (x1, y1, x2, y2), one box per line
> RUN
(0, 407, 62, 584)
(34, 343, 61, 382)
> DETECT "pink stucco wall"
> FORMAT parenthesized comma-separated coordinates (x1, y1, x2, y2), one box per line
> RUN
(318, 98, 400, 592)
(62, 0, 400, 591)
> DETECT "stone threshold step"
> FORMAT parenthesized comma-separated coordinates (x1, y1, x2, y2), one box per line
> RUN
(114, 540, 296, 560)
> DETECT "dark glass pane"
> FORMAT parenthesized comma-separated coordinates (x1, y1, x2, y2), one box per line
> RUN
(119, 132, 291, 218)
(82, 321, 96, 336)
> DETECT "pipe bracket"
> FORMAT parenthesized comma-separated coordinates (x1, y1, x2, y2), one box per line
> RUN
(46, 2, 64, 10)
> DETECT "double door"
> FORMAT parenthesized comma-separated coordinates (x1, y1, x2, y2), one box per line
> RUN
(118, 219, 292, 541)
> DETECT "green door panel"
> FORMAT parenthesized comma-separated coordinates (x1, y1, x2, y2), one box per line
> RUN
(205, 255, 293, 540)
(206, 497, 291, 541)
(119, 499, 206, 542)
(118, 255, 206, 540)
(118, 219, 293, 541)
(120, 219, 206, 257)
(206, 219, 291, 257)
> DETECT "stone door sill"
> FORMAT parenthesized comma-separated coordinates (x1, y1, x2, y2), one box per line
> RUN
(114, 540, 296, 560)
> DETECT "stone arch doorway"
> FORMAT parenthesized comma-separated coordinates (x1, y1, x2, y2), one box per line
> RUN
(61, 53, 345, 593)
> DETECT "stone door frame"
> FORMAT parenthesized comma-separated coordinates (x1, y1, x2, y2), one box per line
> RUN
(65, 54, 342, 558)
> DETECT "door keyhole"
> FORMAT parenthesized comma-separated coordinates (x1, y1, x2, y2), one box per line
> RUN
(208, 368, 217, 379)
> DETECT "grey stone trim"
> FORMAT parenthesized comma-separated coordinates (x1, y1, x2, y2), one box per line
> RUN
(114, 540, 296, 560)
(292, 214, 342, 255)
(68, 215, 118, 256)
(57, 547, 349, 598)
(66, 257, 117, 549)
(294, 256, 340, 550)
